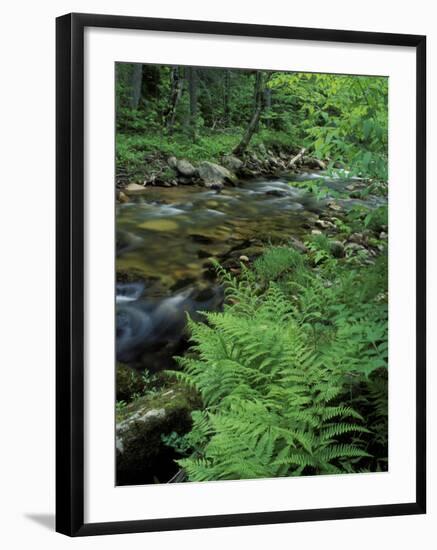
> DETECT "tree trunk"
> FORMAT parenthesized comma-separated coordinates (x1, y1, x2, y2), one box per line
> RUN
(186, 67, 198, 141)
(264, 87, 272, 128)
(223, 69, 231, 127)
(233, 71, 265, 156)
(165, 67, 184, 134)
(129, 64, 143, 110)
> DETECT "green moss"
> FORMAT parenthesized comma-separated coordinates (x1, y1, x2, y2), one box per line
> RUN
(116, 381, 202, 484)
(116, 363, 145, 402)
(116, 381, 201, 423)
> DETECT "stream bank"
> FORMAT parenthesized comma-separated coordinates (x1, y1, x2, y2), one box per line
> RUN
(115, 168, 387, 485)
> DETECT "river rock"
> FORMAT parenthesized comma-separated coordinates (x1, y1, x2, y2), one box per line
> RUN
(204, 181, 224, 190)
(116, 383, 201, 485)
(124, 182, 148, 195)
(348, 233, 367, 245)
(167, 156, 178, 169)
(139, 219, 179, 231)
(257, 143, 267, 156)
(176, 159, 197, 177)
(197, 161, 237, 187)
(329, 240, 345, 258)
(345, 242, 368, 257)
(315, 219, 334, 229)
(350, 191, 363, 199)
(117, 191, 129, 203)
(222, 154, 244, 173)
(177, 176, 194, 185)
(289, 237, 308, 254)
(268, 189, 289, 198)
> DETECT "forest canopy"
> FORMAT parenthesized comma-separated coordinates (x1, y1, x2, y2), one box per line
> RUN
(116, 64, 388, 182)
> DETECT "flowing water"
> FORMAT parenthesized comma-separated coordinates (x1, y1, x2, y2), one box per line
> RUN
(115, 174, 382, 366)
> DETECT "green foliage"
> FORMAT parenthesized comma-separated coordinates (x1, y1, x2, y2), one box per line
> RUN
(116, 129, 301, 181)
(116, 132, 240, 180)
(161, 431, 193, 455)
(363, 205, 388, 232)
(168, 245, 387, 482)
(269, 73, 388, 180)
(115, 62, 389, 483)
(252, 246, 304, 282)
(290, 179, 342, 201)
(116, 63, 388, 182)
(128, 370, 160, 401)
(117, 364, 160, 403)
(305, 234, 332, 265)
(115, 400, 128, 412)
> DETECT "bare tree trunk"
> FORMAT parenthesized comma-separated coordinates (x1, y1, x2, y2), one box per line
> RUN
(186, 66, 198, 141)
(264, 87, 272, 128)
(223, 69, 231, 127)
(233, 71, 265, 156)
(165, 67, 184, 133)
(129, 64, 143, 109)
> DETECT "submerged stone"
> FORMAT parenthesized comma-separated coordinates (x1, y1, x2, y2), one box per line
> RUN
(139, 218, 179, 231)
(124, 182, 148, 195)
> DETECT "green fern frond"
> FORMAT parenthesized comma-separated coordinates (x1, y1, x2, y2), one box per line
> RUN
(168, 243, 386, 482)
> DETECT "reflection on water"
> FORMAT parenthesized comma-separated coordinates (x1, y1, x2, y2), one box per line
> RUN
(116, 179, 315, 290)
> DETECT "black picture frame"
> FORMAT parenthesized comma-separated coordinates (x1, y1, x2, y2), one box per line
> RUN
(56, 12, 426, 537)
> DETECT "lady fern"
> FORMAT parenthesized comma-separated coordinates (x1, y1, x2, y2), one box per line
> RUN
(166, 245, 387, 481)
(170, 264, 377, 481)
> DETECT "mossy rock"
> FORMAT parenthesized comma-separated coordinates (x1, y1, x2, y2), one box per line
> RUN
(116, 382, 201, 485)
(329, 240, 345, 258)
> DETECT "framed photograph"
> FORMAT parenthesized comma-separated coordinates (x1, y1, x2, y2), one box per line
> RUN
(56, 13, 426, 536)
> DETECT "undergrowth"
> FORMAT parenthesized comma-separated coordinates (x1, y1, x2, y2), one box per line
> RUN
(166, 241, 388, 482)
(116, 130, 298, 180)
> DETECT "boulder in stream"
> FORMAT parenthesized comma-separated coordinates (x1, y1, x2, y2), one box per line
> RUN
(176, 159, 197, 177)
(197, 161, 237, 187)
(222, 154, 244, 173)
(117, 190, 129, 203)
(124, 182, 148, 195)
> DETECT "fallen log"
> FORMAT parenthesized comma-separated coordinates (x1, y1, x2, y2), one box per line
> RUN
(288, 147, 306, 168)
(313, 157, 327, 170)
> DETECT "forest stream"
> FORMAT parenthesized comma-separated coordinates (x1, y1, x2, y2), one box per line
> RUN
(115, 64, 389, 487)
(116, 173, 384, 369)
